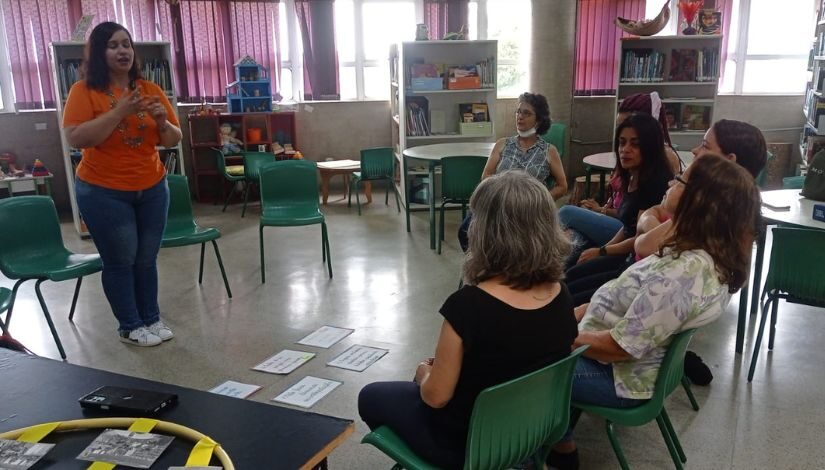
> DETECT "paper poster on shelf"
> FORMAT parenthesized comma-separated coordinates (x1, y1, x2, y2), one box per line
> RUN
(327, 345, 388, 372)
(296, 325, 354, 349)
(252, 350, 315, 375)
(209, 380, 262, 399)
(272, 376, 342, 409)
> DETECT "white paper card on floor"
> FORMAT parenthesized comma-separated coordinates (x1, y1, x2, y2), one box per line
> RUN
(272, 376, 342, 409)
(169, 467, 222, 470)
(77, 429, 174, 469)
(208, 380, 262, 399)
(296, 325, 354, 349)
(0, 439, 55, 470)
(252, 350, 315, 375)
(327, 345, 388, 372)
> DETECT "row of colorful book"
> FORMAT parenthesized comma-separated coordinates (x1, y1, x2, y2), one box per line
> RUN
(408, 58, 496, 91)
(619, 48, 720, 83)
(57, 59, 173, 100)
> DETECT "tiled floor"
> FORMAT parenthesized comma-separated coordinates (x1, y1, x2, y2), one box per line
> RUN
(2, 190, 823, 469)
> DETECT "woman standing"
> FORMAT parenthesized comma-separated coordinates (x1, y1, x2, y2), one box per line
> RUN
(361, 171, 577, 469)
(457, 92, 567, 251)
(63, 22, 182, 347)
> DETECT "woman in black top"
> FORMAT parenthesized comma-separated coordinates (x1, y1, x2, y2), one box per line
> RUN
(564, 113, 674, 305)
(358, 171, 578, 469)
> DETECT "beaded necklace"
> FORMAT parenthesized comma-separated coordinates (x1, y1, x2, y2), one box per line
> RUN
(106, 87, 148, 149)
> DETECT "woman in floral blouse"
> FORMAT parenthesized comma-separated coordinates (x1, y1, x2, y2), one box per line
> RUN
(548, 154, 761, 469)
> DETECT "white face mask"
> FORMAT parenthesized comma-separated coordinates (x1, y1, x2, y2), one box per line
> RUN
(517, 127, 537, 138)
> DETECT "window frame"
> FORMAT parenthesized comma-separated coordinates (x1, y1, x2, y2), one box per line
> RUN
(0, 6, 12, 112)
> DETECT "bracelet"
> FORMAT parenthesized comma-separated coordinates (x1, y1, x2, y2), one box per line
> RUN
(599, 245, 608, 256)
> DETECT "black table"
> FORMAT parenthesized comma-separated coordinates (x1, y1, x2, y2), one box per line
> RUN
(0, 349, 354, 469)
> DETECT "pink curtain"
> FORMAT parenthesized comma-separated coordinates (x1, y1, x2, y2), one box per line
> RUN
(78, 0, 162, 41)
(423, 0, 469, 41)
(574, 0, 646, 96)
(1, 0, 72, 109)
(295, 0, 338, 100)
(175, 0, 280, 102)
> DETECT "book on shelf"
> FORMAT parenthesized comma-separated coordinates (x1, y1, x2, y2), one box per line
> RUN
(476, 56, 496, 88)
(805, 135, 825, 164)
(669, 49, 698, 82)
(58, 58, 172, 99)
(696, 48, 719, 82)
(619, 49, 666, 83)
(663, 103, 682, 130)
(458, 103, 489, 123)
(410, 63, 440, 78)
(680, 104, 711, 131)
(406, 96, 430, 137)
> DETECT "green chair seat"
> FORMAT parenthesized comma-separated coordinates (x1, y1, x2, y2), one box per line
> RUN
(259, 160, 332, 283)
(161, 175, 232, 298)
(226, 165, 244, 176)
(362, 346, 588, 470)
(0, 196, 103, 359)
(572, 329, 697, 470)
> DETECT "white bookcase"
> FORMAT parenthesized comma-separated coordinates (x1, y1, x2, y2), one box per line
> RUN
(615, 34, 722, 151)
(801, 2, 825, 173)
(50, 41, 182, 236)
(390, 40, 497, 209)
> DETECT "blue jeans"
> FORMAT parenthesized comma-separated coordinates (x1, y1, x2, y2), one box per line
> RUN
(558, 205, 623, 246)
(75, 177, 169, 332)
(562, 357, 647, 441)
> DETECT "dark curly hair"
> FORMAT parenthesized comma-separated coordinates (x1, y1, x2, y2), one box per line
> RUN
(518, 92, 552, 135)
(83, 22, 142, 92)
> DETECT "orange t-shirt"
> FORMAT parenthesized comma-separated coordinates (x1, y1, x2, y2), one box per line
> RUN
(63, 79, 180, 191)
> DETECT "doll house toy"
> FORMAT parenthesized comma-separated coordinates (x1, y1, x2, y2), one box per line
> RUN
(225, 56, 273, 114)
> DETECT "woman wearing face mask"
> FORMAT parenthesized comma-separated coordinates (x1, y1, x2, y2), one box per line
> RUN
(457, 92, 567, 251)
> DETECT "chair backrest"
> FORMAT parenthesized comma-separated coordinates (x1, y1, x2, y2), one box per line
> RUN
(360, 147, 394, 179)
(259, 160, 321, 210)
(242, 151, 277, 182)
(782, 175, 805, 190)
(651, 329, 697, 402)
(165, 174, 197, 233)
(0, 196, 68, 277)
(213, 148, 228, 176)
(440, 156, 487, 202)
(463, 346, 588, 470)
(755, 150, 774, 189)
(541, 122, 567, 161)
(765, 227, 825, 306)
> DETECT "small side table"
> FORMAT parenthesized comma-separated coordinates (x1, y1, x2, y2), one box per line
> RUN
(0, 173, 53, 198)
(317, 160, 371, 204)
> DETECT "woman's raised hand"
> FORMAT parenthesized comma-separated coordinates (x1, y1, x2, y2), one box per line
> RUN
(113, 89, 143, 119)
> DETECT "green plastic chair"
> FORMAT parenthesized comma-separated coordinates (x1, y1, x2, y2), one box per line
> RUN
(161, 175, 232, 298)
(0, 287, 12, 335)
(572, 329, 698, 470)
(214, 148, 245, 212)
(782, 175, 805, 189)
(241, 151, 277, 218)
(0, 196, 102, 359)
(362, 346, 588, 470)
(754, 151, 774, 189)
(437, 156, 486, 254)
(540, 122, 567, 161)
(348, 147, 400, 216)
(748, 227, 825, 382)
(258, 160, 332, 283)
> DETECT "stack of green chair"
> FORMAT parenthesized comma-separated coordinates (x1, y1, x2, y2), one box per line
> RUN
(362, 346, 588, 469)
(258, 160, 332, 283)
(161, 174, 232, 298)
(214, 148, 245, 212)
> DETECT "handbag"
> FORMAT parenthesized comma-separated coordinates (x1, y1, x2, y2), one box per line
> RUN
(801, 149, 825, 201)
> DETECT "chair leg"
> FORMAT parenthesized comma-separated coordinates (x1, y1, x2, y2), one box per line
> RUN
(768, 294, 779, 350)
(660, 408, 686, 463)
(68, 277, 83, 322)
(222, 182, 236, 212)
(4, 279, 26, 329)
(347, 176, 353, 208)
(437, 203, 445, 254)
(242, 182, 251, 218)
(322, 224, 327, 263)
(322, 222, 333, 279)
(681, 375, 700, 411)
(748, 296, 774, 382)
(393, 180, 401, 213)
(656, 413, 684, 469)
(198, 242, 206, 284)
(355, 180, 362, 216)
(259, 225, 266, 284)
(211, 240, 232, 298)
(605, 421, 630, 470)
(385, 178, 390, 206)
(34, 279, 67, 360)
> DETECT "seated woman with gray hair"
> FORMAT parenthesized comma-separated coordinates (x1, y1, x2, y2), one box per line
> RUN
(358, 170, 578, 469)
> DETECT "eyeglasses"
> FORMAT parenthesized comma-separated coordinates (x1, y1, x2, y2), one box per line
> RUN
(514, 109, 535, 118)
(674, 175, 689, 186)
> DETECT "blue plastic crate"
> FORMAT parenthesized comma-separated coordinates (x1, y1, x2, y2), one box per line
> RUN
(410, 77, 443, 91)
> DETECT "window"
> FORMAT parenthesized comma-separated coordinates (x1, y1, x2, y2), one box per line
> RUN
(335, 0, 416, 100)
(467, 0, 530, 97)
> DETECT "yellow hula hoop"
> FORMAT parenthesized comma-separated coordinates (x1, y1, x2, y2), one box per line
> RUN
(0, 417, 235, 470)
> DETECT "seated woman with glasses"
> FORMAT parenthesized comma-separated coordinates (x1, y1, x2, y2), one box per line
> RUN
(548, 154, 762, 469)
(457, 92, 568, 252)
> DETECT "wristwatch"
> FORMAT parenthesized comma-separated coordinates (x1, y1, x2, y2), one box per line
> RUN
(599, 245, 608, 256)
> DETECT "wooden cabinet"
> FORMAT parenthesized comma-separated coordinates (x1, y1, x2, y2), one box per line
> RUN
(51, 41, 181, 236)
(390, 40, 498, 209)
(615, 34, 722, 150)
(188, 112, 298, 202)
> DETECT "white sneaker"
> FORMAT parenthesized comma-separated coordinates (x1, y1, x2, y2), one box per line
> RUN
(147, 320, 174, 341)
(119, 326, 162, 347)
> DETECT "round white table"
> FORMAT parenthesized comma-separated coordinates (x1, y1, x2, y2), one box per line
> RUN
(734, 189, 825, 354)
(402, 142, 495, 249)
(581, 151, 694, 201)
